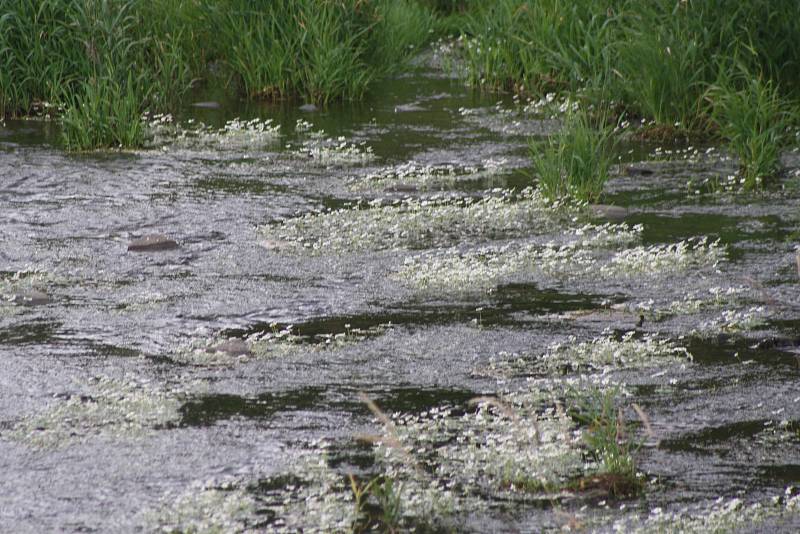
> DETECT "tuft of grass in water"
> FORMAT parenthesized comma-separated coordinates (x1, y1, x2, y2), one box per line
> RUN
(708, 72, 797, 190)
(531, 109, 614, 203)
(61, 74, 145, 151)
(568, 388, 644, 497)
(349, 474, 404, 534)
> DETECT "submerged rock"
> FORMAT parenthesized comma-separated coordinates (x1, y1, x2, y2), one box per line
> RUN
(625, 165, 655, 176)
(9, 290, 50, 306)
(589, 204, 628, 221)
(299, 103, 318, 112)
(394, 102, 425, 112)
(128, 234, 179, 252)
(191, 101, 221, 109)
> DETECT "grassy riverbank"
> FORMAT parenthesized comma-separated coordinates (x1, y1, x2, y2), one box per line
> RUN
(454, 0, 800, 194)
(0, 0, 437, 150)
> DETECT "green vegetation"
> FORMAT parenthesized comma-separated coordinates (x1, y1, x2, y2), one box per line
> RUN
(455, 0, 800, 191)
(708, 73, 797, 190)
(0, 0, 436, 150)
(349, 474, 404, 533)
(569, 388, 643, 497)
(531, 109, 614, 202)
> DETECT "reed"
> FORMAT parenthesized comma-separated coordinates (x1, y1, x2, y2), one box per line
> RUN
(531, 110, 614, 203)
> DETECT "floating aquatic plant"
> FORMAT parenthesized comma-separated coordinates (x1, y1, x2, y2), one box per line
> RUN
(606, 490, 800, 534)
(543, 331, 692, 373)
(149, 479, 258, 533)
(348, 159, 508, 191)
(289, 134, 375, 165)
(174, 324, 391, 367)
(600, 237, 726, 277)
(395, 222, 642, 293)
(11, 376, 184, 448)
(260, 188, 574, 254)
(699, 306, 770, 334)
(143, 113, 281, 150)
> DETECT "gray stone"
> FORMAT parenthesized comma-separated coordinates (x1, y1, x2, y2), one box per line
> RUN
(10, 290, 50, 306)
(394, 103, 425, 112)
(625, 166, 654, 176)
(299, 103, 318, 112)
(206, 339, 251, 357)
(589, 204, 628, 221)
(190, 101, 221, 109)
(128, 234, 179, 252)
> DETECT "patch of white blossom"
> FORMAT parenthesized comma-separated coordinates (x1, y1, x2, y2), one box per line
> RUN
(699, 306, 770, 333)
(143, 113, 280, 150)
(396, 223, 642, 294)
(542, 331, 692, 373)
(149, 479, 258, 533)
(600, 237, 726, 277)
(174, 324, 390, 366)
(259, 443, 356, 533)
(289, 134, 374, 165)
(608, 489, 800, 533)
(11, 376, 185, 448)
(261, 188, 573, 254)
(348, 159, 508, 191)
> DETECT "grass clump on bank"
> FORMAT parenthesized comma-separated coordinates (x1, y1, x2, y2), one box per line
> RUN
(452, 0, 800, 190)
(0, 0, 437, 150)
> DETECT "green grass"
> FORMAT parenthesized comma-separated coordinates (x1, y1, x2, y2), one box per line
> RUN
(708, 71, 797, 190)
(569, 388, 643, 497)
(531, 110, 614, 203)
(0, 0, 437, 150)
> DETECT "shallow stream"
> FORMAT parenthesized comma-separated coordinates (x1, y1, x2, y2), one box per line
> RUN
(1, 61, 799, 532)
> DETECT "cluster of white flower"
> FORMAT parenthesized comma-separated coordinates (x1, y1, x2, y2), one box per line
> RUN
(375, 395, 584, 508)
(291, 135, 374, 165)
(542, 331, 692, 372)
(143, 113, 280, 150)
(523, 92, 580, 117)
(260, 188, 570, 253)
(396, 222, 642, 294)
(396, 242, 595, 294)
(600, 237, 726, 277)
(148, 479, 258, 533)
(255, 444, 356, 533)
(11, 376, 184, 447)
(608, 490, 800, 533)
(349, 158, 508, 191)
(700, 306, 769, 333)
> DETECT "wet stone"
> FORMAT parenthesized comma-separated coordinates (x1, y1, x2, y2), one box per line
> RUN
(625, 165, 655, 176)
(589, 204, 629, 221)
(190, 101, 221, 109)
(9, 290, 50, 306)
(298, 103, 318, 112)
(206, 339, 251, 357)
(128, 234, 180, 252)
(394, 102, 425, 112)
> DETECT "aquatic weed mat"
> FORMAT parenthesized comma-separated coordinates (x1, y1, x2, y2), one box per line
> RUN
(146, 443, 359, 533)
(396, 235, 726, 296)
(6, 375, 190, 448)
(259, 188, 580, 254)
(173, 323, 392, 367)
(346, 158, 510, 192)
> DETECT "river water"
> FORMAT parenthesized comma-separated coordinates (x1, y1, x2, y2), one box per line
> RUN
(1, 62, 799, 532)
